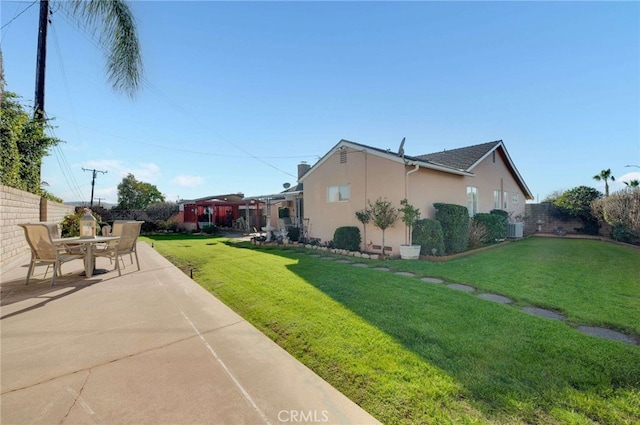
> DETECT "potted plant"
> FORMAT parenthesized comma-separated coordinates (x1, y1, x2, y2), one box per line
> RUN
(398, 199, 421, 259)
(368, 198, 398, 259)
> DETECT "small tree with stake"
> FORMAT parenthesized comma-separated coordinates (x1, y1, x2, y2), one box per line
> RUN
(355, 208, 372, 251)
(368, 198, 398, 258)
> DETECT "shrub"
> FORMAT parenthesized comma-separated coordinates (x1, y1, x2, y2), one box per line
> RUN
(434, 203, 469, 254)
(201, 224, 218, 235)
(412, 219, 445, 256)
(475, 212, 507, 242)
(468, 220, 490, 249)
(61, 208, 102, 237)
(592, 189, 640, 244)
(553, 186, 602, 235)
(490, 209, 508, 218)
(333, 226, 361, 251)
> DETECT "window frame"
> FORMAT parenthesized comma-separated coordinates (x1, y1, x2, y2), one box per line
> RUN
(327, 184, 350, 203)
(467, 186, 478, 217)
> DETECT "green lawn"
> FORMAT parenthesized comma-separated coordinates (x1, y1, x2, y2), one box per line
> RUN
(143, 235, 640, 425)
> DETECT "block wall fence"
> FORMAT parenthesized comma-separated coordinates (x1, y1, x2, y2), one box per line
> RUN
(0, 185, 75, 269)
(523, 203, 611, 236)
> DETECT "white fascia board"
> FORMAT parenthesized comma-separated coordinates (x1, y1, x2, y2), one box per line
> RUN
(467, 141, 534, 200)
(243, 190, 303, 202)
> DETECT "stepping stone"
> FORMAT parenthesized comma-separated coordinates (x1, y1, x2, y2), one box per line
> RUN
(373, 267, 390, 272)
(477, 293, 512, 304)
(522, 307, 565, 321)
(395, 271, 415, 277)
(577, 326, 637, 345)
(336, 259, 352, 264)
(447, 283, 475, 292)
(352, 263, 368, 267)
(421, 277, 444, 284)
(308, 254, 322, 258)
(320, 256, 335, 260)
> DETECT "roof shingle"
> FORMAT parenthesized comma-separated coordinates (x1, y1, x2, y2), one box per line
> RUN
(415, 140, 503, 171)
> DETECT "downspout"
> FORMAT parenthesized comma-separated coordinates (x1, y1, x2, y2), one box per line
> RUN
(405, 163, 420, 199)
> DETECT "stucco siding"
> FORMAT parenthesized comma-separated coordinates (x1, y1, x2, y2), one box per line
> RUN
(303, 143, 528, 255)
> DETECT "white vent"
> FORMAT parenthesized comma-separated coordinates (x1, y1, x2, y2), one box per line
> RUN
(507, 222, 523, 238)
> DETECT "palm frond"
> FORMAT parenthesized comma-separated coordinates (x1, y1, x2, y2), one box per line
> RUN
(64, 0, 143, 98)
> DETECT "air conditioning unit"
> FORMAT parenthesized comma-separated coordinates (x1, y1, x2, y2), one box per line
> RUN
(507, 222, 524, 238)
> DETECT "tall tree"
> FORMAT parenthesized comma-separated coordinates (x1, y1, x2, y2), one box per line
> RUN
(117, 174, 164, 210)
(34, 0, 143, 119)
(593, 169, 615, 197)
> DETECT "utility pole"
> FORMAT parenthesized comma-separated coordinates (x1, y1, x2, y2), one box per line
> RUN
(34, 0, 49, 120)
(95, 197, 105, 207)
(82, 168, 107, 208)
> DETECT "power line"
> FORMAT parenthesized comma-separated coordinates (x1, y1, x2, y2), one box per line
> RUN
(0, 0, 37, 33)
(53, 7, 301, 179)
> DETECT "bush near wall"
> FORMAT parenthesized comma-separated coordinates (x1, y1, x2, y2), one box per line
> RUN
(434, 203, 469, 255)
(333, 226, 361, 252)
(412, 219, 445, 256)
(475, 212, 507, 242)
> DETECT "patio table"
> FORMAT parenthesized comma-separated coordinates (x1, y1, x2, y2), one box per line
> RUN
(53, 236, 120, 278)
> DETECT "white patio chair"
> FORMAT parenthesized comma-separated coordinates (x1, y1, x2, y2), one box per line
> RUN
(94, 221, 142, 276)
(19, 223, 85, 286)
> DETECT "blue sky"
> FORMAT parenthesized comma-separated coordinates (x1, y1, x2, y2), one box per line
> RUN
(2, 1, 639, 205)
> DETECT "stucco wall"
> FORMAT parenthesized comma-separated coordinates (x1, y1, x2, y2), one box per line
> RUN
(0, 185, 75, 269)
(302, 145, 529, 255)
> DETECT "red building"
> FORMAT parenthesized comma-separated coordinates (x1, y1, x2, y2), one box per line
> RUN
(179, 193, 264, 232)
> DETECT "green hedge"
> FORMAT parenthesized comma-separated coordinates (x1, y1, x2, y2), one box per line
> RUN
(412, 219, 445, 256)
(333, 226, 361, 251)
(475, 212, 507, 242)
(434, 203, 469, 254)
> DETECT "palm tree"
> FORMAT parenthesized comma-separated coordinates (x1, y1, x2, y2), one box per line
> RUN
(34, 0, 143, 119)
(593, 169, 615, 197)
(624, 180, 639, 188)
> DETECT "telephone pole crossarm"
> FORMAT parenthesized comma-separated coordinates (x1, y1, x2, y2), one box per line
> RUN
(82, 168, 107, 208)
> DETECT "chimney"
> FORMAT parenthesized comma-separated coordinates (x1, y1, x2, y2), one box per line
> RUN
(298, 162, 311, 180)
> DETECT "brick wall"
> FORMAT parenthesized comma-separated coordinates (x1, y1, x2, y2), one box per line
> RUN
(0, 185, 75, 269)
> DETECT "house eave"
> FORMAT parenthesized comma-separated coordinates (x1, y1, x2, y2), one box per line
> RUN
(300, 139, 474, 181)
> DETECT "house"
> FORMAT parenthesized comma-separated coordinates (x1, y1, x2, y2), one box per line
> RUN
(299, 139, 533, 254)
(243, 163, 310, 234)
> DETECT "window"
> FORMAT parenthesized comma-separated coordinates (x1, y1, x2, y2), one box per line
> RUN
(327, 185, 350, 203)
(512, 192, 519, 205)
(467, 186, 478, 216)
(503, 191, 509, 209)
(493, 190, 501, 209)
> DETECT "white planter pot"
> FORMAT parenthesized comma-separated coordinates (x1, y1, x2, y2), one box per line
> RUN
(399, 245, 421, 260)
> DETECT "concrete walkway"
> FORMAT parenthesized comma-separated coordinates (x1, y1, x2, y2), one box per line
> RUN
(1, 242, 380, 425)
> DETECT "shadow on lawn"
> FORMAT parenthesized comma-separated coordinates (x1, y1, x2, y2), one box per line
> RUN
(227, 242, 640, 420)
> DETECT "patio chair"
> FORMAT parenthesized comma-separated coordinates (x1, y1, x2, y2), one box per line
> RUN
(19, 223, 85, 286)
(94, 221, 142, 276)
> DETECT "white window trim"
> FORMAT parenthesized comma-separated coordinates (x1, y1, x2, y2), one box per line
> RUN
(467, 186, 478, 217)
(327, 184, 350, 203)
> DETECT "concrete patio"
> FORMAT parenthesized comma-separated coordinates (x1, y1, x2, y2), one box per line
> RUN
(1, 241, 380, 425)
